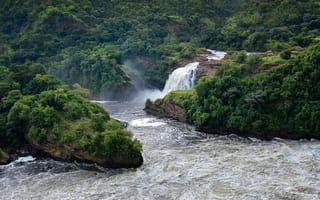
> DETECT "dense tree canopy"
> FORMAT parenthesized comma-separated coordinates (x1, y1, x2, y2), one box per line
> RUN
(149, 43, 320, 139)
(0, 63, 142, 164)
(1, 0, 319, 92)
(0, 0, 319, 153)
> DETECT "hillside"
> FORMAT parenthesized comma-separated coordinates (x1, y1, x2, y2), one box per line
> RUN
(1, 0, 319, 94)
(0, 0, 319, 165)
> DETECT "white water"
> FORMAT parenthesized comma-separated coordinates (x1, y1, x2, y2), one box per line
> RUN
(162, 62, 199, 95)
(1, 52, 320, 199)
(206, 49, 263, 60)
(131, 89, 163, 102)
(1, 101, 320, 200)
(90, 100, 115, 104)
(206, 49, 226, 60)
(133, 49, 229, 100)
(15, 156, 36, 163)
(127, 61, 200, 102)
(130, 118, 166, 127)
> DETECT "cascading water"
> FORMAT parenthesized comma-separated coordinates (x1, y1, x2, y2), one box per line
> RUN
(162, 62, 199, 95)
(1, 51, 320, 199)
(132, 61, 199, 101)
(206, 49, 226, 60)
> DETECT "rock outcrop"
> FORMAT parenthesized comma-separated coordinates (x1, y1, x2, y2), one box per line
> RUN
(0, 149, 10, 165)
(25, 136, 143, 169)
(175, 49, 224, 77)
(145, 98, 187, 122)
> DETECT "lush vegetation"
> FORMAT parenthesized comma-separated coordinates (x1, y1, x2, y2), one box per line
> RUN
(151, 43, 320, 139)
(0, 0, 319, 161)
(47, 44, 130, 94)
(0, 63, 142, 165)
(214, 0, 320, 51)
(1, 0, 319, 91)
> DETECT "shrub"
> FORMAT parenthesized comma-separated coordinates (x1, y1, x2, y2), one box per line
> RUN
(280, 49, 291, 60)
(28, 126, 47, 144)
(236, 51, 247, 63)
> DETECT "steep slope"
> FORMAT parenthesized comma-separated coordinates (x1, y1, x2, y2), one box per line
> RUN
(2, 0, 318, 93)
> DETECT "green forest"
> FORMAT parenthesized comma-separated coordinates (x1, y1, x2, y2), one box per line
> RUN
(1, 0, 319, 92)
(147, 43, 320, 139)
(1, 0, 320, 164)
(0, 63, 142, 167)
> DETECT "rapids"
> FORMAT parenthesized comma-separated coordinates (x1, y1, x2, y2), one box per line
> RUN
(1, 50, 320, 199)
(1, 101, 320, 200)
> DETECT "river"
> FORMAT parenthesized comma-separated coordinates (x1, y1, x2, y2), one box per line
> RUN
(1, 100, 320, 200)
(1, 52, 320, 199)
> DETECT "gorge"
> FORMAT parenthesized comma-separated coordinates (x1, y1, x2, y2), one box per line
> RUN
(1, 49, 320, 199)
(1, 0, 319, 199)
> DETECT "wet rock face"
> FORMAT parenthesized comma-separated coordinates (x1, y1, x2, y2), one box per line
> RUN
(173, 50, 224, 81)
(162, 100, 187, 122)
(145, 98, 187, 123)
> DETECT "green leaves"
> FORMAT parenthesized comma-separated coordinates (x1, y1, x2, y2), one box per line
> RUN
(48, 44, 129, 95)
(166, 43, 320, 138)
(2, 85, 142, 159)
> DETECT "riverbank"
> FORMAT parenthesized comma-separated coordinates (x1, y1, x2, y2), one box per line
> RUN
(2, 100, 320, 199)
(145, 93, 319, 141)
(145, 44, 320, 140)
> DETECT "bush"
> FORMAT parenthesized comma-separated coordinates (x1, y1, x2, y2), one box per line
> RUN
(63, 101, 85, 120)
(280, 49, 291, 60)
(72, 83, 90, 98)
(236, 51, 247, 63)
(28, 126, 47, 144)
(90, 113, 108, 132)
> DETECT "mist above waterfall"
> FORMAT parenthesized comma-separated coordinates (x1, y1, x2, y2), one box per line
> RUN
(101, 50, 229, 102)
(125, 61, 200, 103)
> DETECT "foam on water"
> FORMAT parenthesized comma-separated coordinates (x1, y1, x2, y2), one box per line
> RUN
(15, 156, 36, 163)
(90, 100, 115, 104)
(2, 51, 320, 200)
(206, 49, 226, 60)
(130, 118, 166, 127)
(1, 101, 320, 200)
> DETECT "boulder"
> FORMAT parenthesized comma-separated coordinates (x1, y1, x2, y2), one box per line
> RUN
(145, 94, 187, 122)
(28, 141, 143, 168)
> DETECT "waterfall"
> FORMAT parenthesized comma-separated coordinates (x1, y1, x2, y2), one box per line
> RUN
(206, 49, 226, 60)
(162, 62, 199, 95)
(132, 61, 199, 101)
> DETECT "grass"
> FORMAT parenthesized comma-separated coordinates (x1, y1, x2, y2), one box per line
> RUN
(164, 90, 196, 106)
(262, 55, 284, 65)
